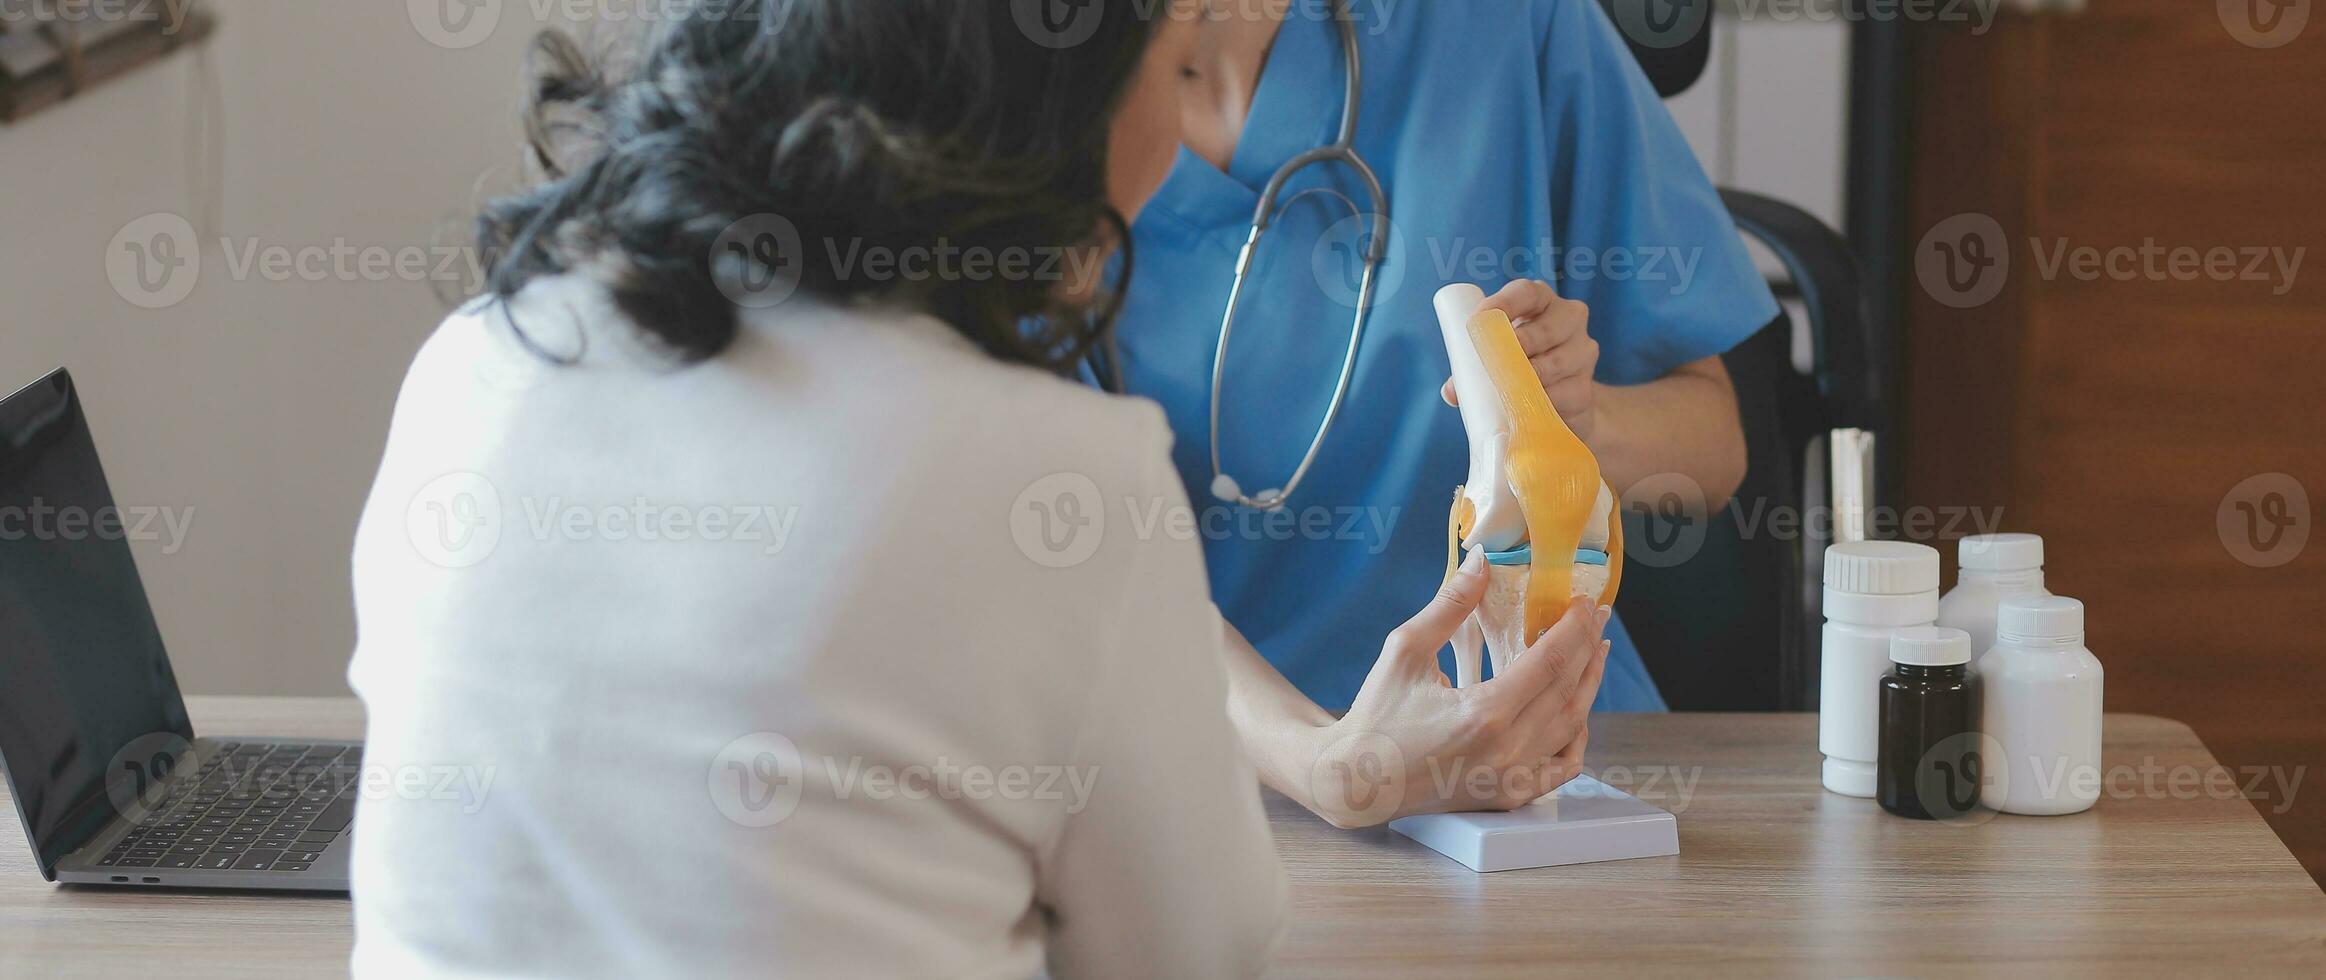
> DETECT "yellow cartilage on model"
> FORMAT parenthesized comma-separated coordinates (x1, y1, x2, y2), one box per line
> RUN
(1435, 284, 1622, 682)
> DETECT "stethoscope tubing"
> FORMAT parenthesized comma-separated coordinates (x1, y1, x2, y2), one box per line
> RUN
(1207, 0, 1389, 512)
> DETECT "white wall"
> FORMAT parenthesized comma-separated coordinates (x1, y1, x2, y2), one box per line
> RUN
(1668, 6, 1855, 367)
(1669, 5, 1854, 230)
(0, 4, 1852, 698)
(0, 3, 556, 696)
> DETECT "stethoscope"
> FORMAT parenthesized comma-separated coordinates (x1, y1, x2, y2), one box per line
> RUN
(1203, 0, 1390, 512)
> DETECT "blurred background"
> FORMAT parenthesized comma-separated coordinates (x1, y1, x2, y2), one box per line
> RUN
(1, 1, 2317, 879)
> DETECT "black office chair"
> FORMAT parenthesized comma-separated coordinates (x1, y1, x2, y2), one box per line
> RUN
(1594, 1, 1889, 711)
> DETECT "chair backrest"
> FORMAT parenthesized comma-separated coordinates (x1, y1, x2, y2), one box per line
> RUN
(1619, 191, 1877, 711)
(1594, 0, 1714, 98)
(1612, 313, 1796, 710)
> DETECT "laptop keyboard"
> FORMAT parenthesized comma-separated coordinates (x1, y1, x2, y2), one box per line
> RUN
(94, 742, 359, 873)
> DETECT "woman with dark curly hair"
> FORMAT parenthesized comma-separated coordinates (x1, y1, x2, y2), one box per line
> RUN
(348, 2, 1608, 974)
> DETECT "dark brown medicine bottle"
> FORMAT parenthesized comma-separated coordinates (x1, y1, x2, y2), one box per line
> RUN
(1877, 627, 1982, 820)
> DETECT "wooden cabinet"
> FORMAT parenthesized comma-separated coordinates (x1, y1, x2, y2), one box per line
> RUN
(1903, 1, 2324, 881)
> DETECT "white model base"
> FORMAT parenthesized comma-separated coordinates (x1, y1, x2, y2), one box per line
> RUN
(1387, 776, 1678, 873)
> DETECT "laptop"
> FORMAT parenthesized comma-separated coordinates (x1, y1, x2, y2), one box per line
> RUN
(0, 368, 357, 891)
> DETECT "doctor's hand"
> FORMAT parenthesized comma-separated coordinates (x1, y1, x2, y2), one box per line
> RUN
(1440, 279, 1600, 442)
(1303, 553, 1612, 829)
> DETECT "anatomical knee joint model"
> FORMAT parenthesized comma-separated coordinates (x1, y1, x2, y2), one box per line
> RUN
(1435, 283, 1622, 688)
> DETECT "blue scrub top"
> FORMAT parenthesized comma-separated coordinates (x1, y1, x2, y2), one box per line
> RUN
(1115, 0, 1778, 713)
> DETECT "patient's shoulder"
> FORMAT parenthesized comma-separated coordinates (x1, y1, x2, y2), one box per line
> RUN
(399, 277, 1183, 511)
(736, 298, 1181, 490)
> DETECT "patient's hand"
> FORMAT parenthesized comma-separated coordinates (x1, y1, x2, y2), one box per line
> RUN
(1305, 553, 1612, 829)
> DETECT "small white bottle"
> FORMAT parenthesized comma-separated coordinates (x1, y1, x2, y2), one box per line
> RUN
(1819, 541, 1941, 797)
(1937, 533, 2048, 657)
(1979, 595, 2105, 815)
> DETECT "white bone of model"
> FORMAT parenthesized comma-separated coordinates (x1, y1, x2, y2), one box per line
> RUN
(1434, 283, 1616, 692)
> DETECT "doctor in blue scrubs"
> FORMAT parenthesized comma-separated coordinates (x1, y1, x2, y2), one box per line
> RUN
(1110, 0, 1777, 824)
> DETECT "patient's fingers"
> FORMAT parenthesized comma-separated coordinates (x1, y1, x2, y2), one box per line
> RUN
(1475, 598, 1601, 712)
(1534, 725, 1590, 797)
(1385, 550, 1488, 672)
(1516, 635, 1610, 754)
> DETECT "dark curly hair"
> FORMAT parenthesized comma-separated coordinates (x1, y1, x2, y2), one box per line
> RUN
(476, 0, 1166, 373)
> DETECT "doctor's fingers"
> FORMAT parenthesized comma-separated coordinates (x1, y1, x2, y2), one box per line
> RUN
(1511, 295, 1590, 358)
(1472, 598, 1602, 717)
(1439, 331, 1596, 407)
(1384, 550, 1489, 670)
(1476, 279, 1563, 325)
(1528, 333, 1600, 387)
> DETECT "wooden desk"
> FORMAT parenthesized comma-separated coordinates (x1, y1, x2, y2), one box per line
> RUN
(3, 699, 2321, 977)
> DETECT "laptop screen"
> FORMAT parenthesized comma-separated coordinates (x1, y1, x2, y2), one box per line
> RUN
(0, 369, 192, 877)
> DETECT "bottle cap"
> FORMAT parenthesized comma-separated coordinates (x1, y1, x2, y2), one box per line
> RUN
(1890, 626, 1973, 667)
(1823, 541, 1941, 596)
(1998, 595, 2084, 641)
(1959, 532, 2044, 571)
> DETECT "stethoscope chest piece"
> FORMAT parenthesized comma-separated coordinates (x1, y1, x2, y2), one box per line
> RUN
(1210, 473, 1286, 511)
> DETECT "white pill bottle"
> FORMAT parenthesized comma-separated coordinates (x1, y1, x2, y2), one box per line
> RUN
(1979, 595, 2104, 815)
(1936, 533, 2049, 657)
(1820, 541, 1941, 797)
